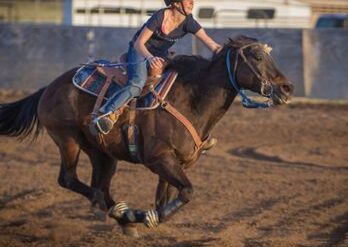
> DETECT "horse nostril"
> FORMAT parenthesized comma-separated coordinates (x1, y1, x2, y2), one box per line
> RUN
(280, 83, 294, 95)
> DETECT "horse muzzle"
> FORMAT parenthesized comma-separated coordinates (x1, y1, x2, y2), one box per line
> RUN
(272, 82, 294, 105)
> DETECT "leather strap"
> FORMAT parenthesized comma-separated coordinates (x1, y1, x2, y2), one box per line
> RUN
(128, 99, 137, 154)
(161, 101, 203, 149)
(149, 86, 205, 150)
(92, 68, 114, 116)
(124, 99, 142, 162)
(81, 68, 97, 87)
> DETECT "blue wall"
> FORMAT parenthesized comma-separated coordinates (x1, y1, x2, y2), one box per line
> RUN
(0, 24, 347, 99)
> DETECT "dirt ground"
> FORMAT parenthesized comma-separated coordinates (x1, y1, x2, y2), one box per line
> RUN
(0, 91, 347, 247)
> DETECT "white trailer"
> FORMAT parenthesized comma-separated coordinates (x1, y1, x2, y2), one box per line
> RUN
(72, 0, 311, 28)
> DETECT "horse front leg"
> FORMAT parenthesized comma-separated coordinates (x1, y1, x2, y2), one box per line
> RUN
(109, 152, 193, 228)
(155, 178, 178, 211)
(148, 153, 193, 226)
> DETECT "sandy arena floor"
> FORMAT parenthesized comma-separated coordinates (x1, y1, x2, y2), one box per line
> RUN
(0, 91, 347, 247)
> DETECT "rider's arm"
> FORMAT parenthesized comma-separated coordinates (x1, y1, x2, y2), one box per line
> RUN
(134, 27, 154, 59)
(134, 27, 164, 69)
(195, 28, 222, 54)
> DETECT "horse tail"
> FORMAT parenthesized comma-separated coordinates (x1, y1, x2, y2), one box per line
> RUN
(0, 87, 46, 140)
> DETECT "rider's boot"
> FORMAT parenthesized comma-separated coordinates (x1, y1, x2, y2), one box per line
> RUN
(94, 86, 137, 135)
(95, 111, 120, 135)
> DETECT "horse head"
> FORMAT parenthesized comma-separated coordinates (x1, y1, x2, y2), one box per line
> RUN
(224, 36, 294, 106)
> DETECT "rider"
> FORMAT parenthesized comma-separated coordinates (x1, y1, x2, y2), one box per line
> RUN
(95, 0, 222, 134)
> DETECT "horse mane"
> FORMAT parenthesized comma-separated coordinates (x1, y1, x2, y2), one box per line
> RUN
(167, 35, 259, 83)
(211, 35, 258, 63)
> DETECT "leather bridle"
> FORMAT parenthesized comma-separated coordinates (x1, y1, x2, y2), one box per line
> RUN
(233, 43, 274, 98)
(226, 43, 274, 108)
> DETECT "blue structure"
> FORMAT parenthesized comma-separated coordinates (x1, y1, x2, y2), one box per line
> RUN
(63, 0, 72, 25)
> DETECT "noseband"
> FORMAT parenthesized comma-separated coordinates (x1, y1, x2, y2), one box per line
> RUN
(226, 43, 274, 108)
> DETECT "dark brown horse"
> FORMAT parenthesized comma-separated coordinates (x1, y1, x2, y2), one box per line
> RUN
(0, 36, 293, 236)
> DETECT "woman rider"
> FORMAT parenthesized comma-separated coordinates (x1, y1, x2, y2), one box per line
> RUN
(95, 0, 222, 134)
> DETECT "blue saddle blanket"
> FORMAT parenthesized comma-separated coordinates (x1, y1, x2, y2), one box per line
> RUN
(72, 60, 178, 110)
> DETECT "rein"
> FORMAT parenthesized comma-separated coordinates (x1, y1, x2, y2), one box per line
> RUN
(82, 58, 149, 68)
(226, 44, 273, 108)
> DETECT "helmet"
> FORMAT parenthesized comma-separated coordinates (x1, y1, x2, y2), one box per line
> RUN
(164, 0, 188, 16)
(164, 0, 183, 6)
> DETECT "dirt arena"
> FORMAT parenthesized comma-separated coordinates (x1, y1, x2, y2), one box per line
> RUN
(0, 91, 347, 247)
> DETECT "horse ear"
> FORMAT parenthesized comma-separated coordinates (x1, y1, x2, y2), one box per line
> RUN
(262, 44, 272, 54)
(228, 35, 258, 48)
(241, 35, 258, 44)
(238, 35, 250, 41)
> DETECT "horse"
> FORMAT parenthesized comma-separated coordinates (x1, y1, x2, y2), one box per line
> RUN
(0, 36, 294, 237)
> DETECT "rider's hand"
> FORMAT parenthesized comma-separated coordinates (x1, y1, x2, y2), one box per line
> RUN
(148, 56, 165, 69)
(214, 45, 223, 54)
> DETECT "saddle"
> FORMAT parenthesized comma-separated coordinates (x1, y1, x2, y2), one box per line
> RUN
(94, 53, 169, 97)
(73, 54, 177, 110)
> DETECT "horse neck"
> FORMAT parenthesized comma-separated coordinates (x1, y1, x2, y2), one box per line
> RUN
(174, 56, 238, 139)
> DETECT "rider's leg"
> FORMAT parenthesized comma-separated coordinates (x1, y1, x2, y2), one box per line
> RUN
(95, 44, 147, 134)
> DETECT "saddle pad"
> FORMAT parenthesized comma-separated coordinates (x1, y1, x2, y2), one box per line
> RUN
(72, 61, 178, 110)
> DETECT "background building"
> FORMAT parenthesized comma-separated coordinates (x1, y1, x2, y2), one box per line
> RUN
(1, 0, 347, 28)
(0, 0, 346, 28)
(71, 0, 311, 28)
(299, 0, 348, 25)
(0, 0, 63, 24)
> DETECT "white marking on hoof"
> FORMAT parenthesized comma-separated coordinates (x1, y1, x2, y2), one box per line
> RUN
(108, 201, 129, 219)
(144, 210, 159, 228)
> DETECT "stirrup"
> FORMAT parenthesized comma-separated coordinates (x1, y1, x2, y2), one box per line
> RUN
(95, 112, 119, 135)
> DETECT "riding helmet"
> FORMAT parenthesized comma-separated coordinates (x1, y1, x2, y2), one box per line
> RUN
(164, 0, 183, 6)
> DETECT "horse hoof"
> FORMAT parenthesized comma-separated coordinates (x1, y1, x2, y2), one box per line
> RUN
(93, 209, 107, 221)
(108, 201, 129, 219)
(121, 225, 139, 238)
(144, 209, 159, 228)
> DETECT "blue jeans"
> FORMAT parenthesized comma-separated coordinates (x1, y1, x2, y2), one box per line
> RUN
(100, 43, 148, 114)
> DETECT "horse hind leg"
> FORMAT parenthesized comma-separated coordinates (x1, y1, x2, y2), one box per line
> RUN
(87, 149, 116, 211)
(48, 129, 96, 202)
(85, 147, 139, 237)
